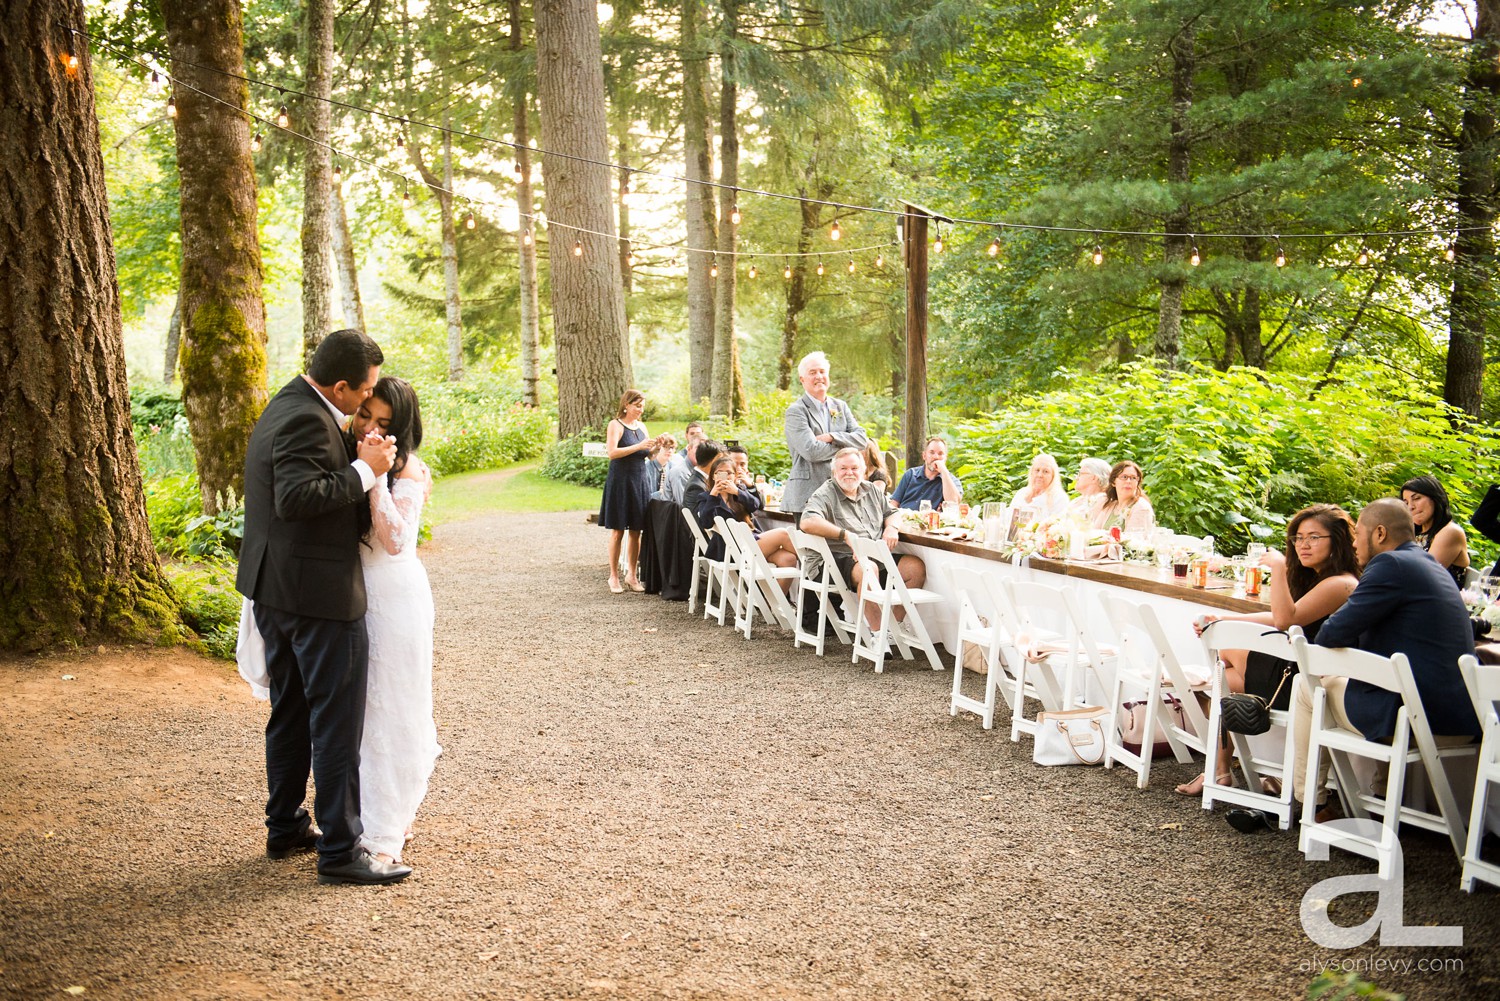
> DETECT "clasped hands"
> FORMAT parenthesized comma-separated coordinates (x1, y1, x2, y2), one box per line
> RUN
(356, 428, 399, 477)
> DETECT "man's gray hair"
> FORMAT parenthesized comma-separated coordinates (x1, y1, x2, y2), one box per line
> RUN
(833, 446, 865, 463)
(797, 350, 830, 379)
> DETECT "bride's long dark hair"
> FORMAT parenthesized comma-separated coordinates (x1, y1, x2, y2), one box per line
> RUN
(372, 376, 423, 487)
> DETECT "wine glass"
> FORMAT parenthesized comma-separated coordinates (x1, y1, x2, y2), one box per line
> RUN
(1481, 575, 1500, 605)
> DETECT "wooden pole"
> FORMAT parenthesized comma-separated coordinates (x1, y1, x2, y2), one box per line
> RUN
(903, 205, 929, 473)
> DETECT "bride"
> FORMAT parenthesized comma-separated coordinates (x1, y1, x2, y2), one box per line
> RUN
(238, 376, 439, 865)
(347, 376, 440, 863)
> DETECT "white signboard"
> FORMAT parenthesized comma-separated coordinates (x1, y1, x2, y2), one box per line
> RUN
(581, 442, 608, 459)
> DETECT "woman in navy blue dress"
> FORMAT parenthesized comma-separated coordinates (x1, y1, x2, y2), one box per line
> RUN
(599, 389, 661, 593)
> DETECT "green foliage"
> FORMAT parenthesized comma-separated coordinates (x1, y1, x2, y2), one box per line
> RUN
(131, 388, 196, 479)
(163, 561, 241, 661)
(128, 384, 185, 434)
(948, 363, 1500, 556)
(1307, 970, 1404, 1000)
(540, 432, 610, 489)
(701, 390, 798, 480)
(421, 385, 554, 477)
(144, 472, 244, 560)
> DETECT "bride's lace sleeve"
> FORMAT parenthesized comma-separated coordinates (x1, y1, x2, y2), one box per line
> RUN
(369, 474, 427, 555)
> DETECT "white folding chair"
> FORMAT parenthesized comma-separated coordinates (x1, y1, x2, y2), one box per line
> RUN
(847, 533, 945, 673)
(946, 565, 1056, 730)
(1096, 593, 1207, 789)
(1198, 620, 1300, 829)
(710, 516, 746, 627)
(723, 519, 800, 639)
(1295, 635, 1474, 877)
(681, 507, 725, 619)
(790, 529, 858, 655)
(1000, 578, 1114, 742)
(1459, 654, 1500, 892)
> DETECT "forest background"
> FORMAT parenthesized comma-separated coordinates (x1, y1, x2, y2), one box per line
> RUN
(2, 0, 1498, 652)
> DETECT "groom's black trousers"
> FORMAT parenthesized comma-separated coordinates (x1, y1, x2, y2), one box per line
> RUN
(254, 603, 368, 863)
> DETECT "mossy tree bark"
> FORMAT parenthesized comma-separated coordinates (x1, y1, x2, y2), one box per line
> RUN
(300, 0, 337, 363)
(510, 0, 542, 408)
(710, 0, 745, 419)
(161, 0, 270, 514)
(535, 0, 632, 436)
(682, 0, 716, 404)
(0, 0, 185, 652)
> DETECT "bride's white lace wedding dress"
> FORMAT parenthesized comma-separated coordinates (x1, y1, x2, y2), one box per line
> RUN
(358, 464, 441, 861)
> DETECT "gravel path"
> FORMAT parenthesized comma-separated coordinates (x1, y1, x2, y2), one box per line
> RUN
(2, 510, 1496, 1000)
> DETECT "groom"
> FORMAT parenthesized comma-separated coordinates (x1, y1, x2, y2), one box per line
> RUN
(236, 329, 410, 885)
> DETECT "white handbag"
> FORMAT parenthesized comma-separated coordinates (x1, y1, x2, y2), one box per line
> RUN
(1033, 706, 1108, 766)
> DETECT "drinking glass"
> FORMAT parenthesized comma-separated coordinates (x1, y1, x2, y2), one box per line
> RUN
(1482, 576, 1500, 605)
(981, 502, 1005, 548)
(1247, 542, 1267, 562)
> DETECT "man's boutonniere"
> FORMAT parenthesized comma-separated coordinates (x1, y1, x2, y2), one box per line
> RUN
(828, 406, 840, 422)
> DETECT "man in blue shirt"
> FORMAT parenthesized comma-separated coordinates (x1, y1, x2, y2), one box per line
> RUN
(658, 421, 707, 503)
(891, 436, 964, 510)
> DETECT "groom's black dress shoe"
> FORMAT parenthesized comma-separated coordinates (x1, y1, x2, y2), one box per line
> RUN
(317, 848, 412, 886)
(266, 825, 321, 859)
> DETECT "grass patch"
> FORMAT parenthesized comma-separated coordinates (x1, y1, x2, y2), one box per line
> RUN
(427, 462, 601, 526)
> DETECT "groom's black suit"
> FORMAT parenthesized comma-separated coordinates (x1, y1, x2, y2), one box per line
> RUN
(237, 376, 370, 863)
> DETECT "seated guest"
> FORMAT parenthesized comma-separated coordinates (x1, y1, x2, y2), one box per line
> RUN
(680, 438, 724, 518)
(1066, 457, 1112, 521)
(647, 434, 677, 496)
(863, 441, 893, 494)
(801, 448, 927, 629)
(1091, 460, 1155, 533)
(1184, 505, 1361, 796)
(660, 421, 709, 504)
(693, 455, 798, 581)
(726, 444, 760, 499)
(1472, 484, 1500, 576)
(892, 436, 963, 510)
(1226, 499, 1481, 833)
(1401, 475, 1470, 589)
(1010, 452, 1068, 523)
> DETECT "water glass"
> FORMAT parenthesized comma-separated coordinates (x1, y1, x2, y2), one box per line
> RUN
(1247, 542, 1267, 561)
(1482, 576, 1500, 604)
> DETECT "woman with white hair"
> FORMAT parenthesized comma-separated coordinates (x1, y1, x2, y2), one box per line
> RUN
(1066, 457, 1112, 520)
(1009, 452, 1069, 523)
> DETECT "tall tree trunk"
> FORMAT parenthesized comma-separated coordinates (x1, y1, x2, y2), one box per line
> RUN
(615, 116, 632, 321)
(902, 207, 929, 471)
(406, 122, 465, 381)
(710, 0, 744, 417)
(510, 0, 541, 407)
(1447, 0, 1500, 419)
(777, 194, 819, 390)
(161, 0, 270, 514)
(300, 0, 335, 364)
(535, 0, 632, 436)
(330, 184, 366, 331)
(682, 0, 716, 403)
(1, 0, 183, 651)
(163, 295, 182, 382)
(1237, 286, 1265, 368)
(1155, 23, 1194, 368)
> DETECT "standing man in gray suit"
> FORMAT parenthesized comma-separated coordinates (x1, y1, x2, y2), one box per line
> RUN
(782, 350, 869, 520)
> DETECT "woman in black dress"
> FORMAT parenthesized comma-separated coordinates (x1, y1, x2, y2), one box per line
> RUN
(599, 390, 660, 593)
(1402, 475, 1471, 589)
(1181, 504, 1361, 796)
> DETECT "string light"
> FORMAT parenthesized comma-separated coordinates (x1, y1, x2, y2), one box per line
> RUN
(988, 236, 1000, 257)
(573, 240, 583, 257)
(149, 69, 161, 91)
(875, 252, 884, 268)
(783, 263, 792, 279)
(748, 264, 757, 279)
(514, 160, 524, 180)
(166, 91, 177, 118)
(710, 256, 718, 277)
(626, 250, 635, 267)
(1274, 237, 1287, 268)
(465, 209, 475, 230)
(1445, 242, 1456, 262)
(730, 191, 741, 226)
(64, 53, 79, 75)
(1189, 237, 1201, 267)
(521, 228, 532, 247)
(830, 220, 841, 241)
(1091, 243, 1103, 266)
(250, 132, 262, 152)
(896, 219, 904, 243)
(816, 261, 825, 276)
(401, 184, 411, 208)
(332, 158, 342, 182)
(1355, 246, 1370, 266)
(934, 223, 944, 254)
(395, 126, 405, 152)
(620, 172, 631, 205)
(276, 103, 289, 128)
(846, 259, 855, 274)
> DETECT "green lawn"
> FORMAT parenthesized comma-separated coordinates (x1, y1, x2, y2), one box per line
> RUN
(426, 462, 600, 527)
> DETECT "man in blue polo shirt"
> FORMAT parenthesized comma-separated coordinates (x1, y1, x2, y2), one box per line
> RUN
(891, 436, 964, 510)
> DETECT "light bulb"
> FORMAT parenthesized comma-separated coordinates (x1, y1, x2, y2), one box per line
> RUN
(988, 237, 1000, 257)
(465, 211, 475, 230)
(1190, 243, 1201, 267)
(934, 236, 944, 254)
(783, 265, 792, 279)
(875, 253, 884, 268)
(514, 160, 524, 179)
(149, 69, 161, 90)
(401, 186, 411, 208)
(730, 205, 741, 226)
(816, 262, 825, 276)
(830, 220, 841, 241)
(250, 132, 262, 152)
(748, 264, 757, 279)
(332, 160, 342, 182)
(847, 259, 855, 274)
(626, 252, 635, 267)
(66, 54, 79, 71)
(522, 229, 532, 246)
(1445, 243, 1456, 262)
(1356, 248, 1369, 266)
(710, 258, 718, 277)
(573, 240, 583, 257)
(1274, 247, 1287, 268)
(1352, 77, 1362, 87)
(166, 94, 177, 118)
(276, 104, 289, 128)
(1092, 244, 1103, 266)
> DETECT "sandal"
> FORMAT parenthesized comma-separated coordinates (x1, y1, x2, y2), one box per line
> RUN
(609, 579, 624, 594)
(624, 579, 645, 592)
(1174, 771, 1235, 797)
(1261, 777, 1283, 797)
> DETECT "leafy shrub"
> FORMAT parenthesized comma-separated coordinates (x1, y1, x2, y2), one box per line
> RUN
(136, 413, 196, 478)
(144, 472, 243, 560)
(128, 385, 184, 436)
(163, 560, 241, 660)
(701, 390, 797, 480)
(947, 363, 1500, 556)
(541, 432, 610, 488)
(422, 397, 554, 477)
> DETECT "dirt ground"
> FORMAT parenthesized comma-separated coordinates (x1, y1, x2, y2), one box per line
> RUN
(2, 510, 1496, 1000)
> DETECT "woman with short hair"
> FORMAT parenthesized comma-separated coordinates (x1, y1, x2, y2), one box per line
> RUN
(1402, 475, 1470, 589)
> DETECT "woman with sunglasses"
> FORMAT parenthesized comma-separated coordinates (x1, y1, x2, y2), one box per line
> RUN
(1181, 504, 1361, 797)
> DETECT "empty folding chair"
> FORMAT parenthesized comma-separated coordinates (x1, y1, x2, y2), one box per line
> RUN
(790, 529, 858, 656)
(681, 507, 725, 619)
(947, 564, 1006, 725)
(847, 533, 946, 673)
(1000, 577, 1112, 743)
(723, 519, 800, 639)
(1197, 620, 1300, 829)
(1096, 593, 1208, 789)
(1459, 654, 1500, 892)
(709, 516, 747, 627)
(1295, 634, 1475, 877)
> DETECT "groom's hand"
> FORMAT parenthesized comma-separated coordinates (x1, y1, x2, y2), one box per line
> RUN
(358, 432, 397, 478)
